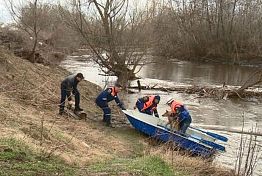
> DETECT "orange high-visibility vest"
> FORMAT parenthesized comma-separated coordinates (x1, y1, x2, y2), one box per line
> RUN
(142, 96, 156, 111)
(171, 100, 183, 114)
(109, 87, 117, 96)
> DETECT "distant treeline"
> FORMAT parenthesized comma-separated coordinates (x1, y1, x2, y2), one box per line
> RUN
(149, 0, 262, 64)
(2, 0, 262, 65)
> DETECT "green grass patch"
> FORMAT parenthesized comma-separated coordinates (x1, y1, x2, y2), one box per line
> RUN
(0, 138, 75, 176)
(87, 155, 187, 176)
(112, 127, 145, 157)
(53, 131, 67, 141)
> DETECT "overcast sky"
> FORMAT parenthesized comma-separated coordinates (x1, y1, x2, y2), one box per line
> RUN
(0, 0, 11, 23)
(0, 0, 150, 24)
(0, 0, 60, 23)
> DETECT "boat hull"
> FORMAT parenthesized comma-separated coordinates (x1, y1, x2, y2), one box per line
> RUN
(124, 110, 216, 158)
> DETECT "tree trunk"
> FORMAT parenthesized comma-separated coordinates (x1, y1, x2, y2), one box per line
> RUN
(28, 0, 38, 63)
(238, 71, 262, 92)
(116, 66, 137, 88)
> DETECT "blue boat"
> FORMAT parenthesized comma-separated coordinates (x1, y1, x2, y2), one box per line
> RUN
(123, 110, 226, 158)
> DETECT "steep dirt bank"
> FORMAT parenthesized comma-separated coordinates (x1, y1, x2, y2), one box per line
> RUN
(0, 48, 235, 175)
(0, 48, 136, 164)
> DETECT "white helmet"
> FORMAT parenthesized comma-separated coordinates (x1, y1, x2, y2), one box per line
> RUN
(166, 98, 174, 105)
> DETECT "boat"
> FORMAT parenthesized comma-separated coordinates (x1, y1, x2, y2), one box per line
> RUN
(122, 109, 227, 158)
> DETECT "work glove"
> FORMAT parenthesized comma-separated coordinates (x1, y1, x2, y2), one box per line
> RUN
(120, 105, 126, 110)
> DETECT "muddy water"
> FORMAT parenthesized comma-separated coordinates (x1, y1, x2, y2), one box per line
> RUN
(61, 57, 262, 176)
(141, 60, 260, 86)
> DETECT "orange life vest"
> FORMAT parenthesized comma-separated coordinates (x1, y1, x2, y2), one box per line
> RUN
(171, 100, 183, 114)
(142, 96, 157, 111)
(110, 87, 117, 96)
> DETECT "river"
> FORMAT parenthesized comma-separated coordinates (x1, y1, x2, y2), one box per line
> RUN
(61, 56, 262, 176)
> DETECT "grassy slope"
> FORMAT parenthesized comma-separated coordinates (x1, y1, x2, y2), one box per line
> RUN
(0, 48, 234, 176)
(0, 49, 179, 175)
(0, 138, 75, 176)
(0, 138, 183, 176)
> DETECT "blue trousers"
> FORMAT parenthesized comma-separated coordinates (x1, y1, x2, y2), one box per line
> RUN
(96, 101, 111, 124)
(179, 121, 191, 134)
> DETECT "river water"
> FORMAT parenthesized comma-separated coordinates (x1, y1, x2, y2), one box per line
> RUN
(61, 56, 262, 176)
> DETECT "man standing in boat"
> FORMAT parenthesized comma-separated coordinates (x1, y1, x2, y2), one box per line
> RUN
(167, 99, 192, 133)
(135, 95, 160, 117)
(95, 83, 126, 127)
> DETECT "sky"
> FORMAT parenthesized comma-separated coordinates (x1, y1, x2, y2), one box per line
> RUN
(0, 0, 151, 24)
(0, 0, 12, 23)
(0, 0, 63, 23)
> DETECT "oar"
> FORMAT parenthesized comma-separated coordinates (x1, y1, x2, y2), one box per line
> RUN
(195, 125, 262, 137)
(189, 134, 226, 152)
(189, 126, 228, 142)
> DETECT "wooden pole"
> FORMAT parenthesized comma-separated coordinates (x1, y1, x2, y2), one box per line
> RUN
(196, 125, 262, 137)
(137, 80, 141, 92)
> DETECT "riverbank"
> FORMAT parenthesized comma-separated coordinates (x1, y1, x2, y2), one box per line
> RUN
(0, 48, 235, 175)
(156, 54, 262, 68)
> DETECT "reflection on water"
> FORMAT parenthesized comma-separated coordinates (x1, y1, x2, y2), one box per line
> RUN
(61, 56, 262, 176)
(139, 61, 259, 86)
(61, 57, 117, 86)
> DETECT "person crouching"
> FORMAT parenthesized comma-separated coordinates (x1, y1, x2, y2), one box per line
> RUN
(167, 100, 192, 133)
(135, 95, 160, 117)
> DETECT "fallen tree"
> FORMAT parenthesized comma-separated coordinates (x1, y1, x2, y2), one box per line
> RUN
(128, 76, 262, 100)
(129, 84, 262, 99)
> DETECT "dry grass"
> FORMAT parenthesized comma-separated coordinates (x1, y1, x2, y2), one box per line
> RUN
(146, 144, 235, 176)
(0, 48, 136, 166)
(0, 48, 236, 175)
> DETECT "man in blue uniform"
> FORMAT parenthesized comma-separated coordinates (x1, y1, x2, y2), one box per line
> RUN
(135, 95, 160, 117)
(59, 73, 84, 115)
(95, 83, 126, 127)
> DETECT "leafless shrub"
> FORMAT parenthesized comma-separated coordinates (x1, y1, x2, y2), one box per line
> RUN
(150, 0, 262, 63)
(59, 0, 155, 86)
(234, 113, 261, 176)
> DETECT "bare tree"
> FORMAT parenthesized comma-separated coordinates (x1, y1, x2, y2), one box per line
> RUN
(60, 0, 152, 86)
(234, 113, 261, 176)
(5, 0, 52, 62)
(150, 0, 262, 63)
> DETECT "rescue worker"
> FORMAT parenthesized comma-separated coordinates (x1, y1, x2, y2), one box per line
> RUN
(167, 99, 192, 133)
(95, 83, 126, 127)
(59, 73, 84, 115)
(135, 95, 160, 117)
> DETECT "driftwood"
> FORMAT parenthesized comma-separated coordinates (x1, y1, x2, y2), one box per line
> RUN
(129, 70, 262, 99)
(238, 70, 262, 92)
(128, 84, 262, 99)
(65, 101, 87, 120)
